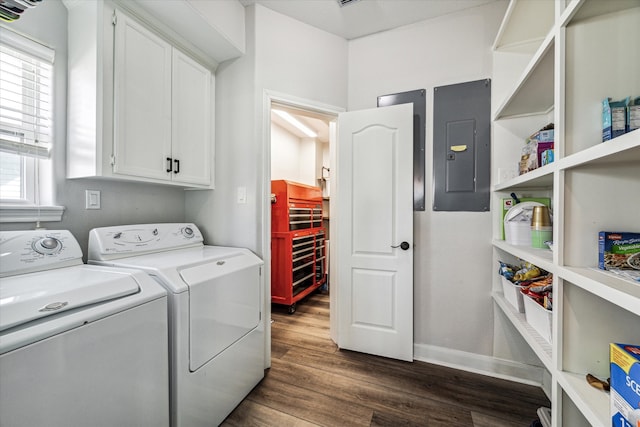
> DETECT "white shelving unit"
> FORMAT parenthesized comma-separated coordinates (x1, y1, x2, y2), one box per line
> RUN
(491, 1, 640, 426)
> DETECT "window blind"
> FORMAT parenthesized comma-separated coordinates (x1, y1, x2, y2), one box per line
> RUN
(0, 27, 54, 159)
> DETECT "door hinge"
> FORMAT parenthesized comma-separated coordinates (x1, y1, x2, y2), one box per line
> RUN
(110, 154, 115, 166)
(112, 11, 117, 26)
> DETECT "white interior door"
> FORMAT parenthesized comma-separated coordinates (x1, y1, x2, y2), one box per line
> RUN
(336, 103, 414, 362)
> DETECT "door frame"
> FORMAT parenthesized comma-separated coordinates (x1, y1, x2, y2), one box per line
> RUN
(260, 90, 344, 367)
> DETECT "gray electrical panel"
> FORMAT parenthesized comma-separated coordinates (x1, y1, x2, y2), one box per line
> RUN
(377, 89, 426, 211)
(433, 79, 491, 212)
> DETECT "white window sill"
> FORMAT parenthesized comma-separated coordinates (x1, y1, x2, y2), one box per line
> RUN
(0, 205, 65, 223)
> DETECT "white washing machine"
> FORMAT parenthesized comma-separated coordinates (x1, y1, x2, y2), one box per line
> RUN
(88, 223, 265, 427)
(0, 230, 169, 427)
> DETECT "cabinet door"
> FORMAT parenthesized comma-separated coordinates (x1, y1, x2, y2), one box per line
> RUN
(113, 10, 172, 181)
(171, 50, 212, 186)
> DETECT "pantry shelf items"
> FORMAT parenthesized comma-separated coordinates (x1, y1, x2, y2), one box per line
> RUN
(65, 1, 214, 188)
(491, 1, 640, 426)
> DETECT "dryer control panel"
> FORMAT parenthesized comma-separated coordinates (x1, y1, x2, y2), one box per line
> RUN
(88, 223, 204, 260)
(0, 230, 83, 277)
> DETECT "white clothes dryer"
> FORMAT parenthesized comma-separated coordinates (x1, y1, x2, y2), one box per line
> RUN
(88, 223, 265, 427)
(0, 230, 169, 427)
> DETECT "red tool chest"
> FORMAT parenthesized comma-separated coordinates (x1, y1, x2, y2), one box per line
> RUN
(271, 180, 326, 313)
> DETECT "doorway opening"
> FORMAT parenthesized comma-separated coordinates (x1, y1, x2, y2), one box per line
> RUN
(268, 100, 337, 317)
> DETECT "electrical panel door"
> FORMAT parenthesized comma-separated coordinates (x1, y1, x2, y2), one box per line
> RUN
(433, 79, 491, 212)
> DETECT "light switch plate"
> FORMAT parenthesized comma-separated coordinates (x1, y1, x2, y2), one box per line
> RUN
(85, 190, 101, 209)
(237, 186, 247, 204)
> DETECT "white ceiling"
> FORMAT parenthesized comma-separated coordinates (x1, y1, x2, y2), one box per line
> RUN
(239, 0, 498, 40)
(271, 105, 333, 143)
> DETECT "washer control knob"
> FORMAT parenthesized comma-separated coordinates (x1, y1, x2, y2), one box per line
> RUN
(32, 237, 62, 255)
(41, 238, 58, 249)
(182, 227, 194, 238)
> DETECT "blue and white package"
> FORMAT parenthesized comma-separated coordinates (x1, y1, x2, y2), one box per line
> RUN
(610, 343, 640, 427)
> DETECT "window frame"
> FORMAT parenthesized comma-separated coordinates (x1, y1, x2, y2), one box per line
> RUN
(0, 27, 63, 222)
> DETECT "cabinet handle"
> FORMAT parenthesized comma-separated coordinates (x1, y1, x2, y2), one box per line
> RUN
(174, 159, 180, 174)
(166, 157, 172, 173)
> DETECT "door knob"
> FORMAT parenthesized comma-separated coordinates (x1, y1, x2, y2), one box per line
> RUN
(391, 241, 410, 250)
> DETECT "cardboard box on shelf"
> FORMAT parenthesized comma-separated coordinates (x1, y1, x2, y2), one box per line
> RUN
(610, 343, 640, 427)
(603, 98, 613, 141)
(527, 129, 554, 143)
(598, 232, 640, 271)
(541, 149, 554, 166)
(628, 97, 640, 133)
(534, 141, 554, 168)
(604, 97, 631, 141)
(612, 97, 630, 139)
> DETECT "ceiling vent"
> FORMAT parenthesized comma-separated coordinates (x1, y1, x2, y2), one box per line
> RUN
(338, 0, 361, 7)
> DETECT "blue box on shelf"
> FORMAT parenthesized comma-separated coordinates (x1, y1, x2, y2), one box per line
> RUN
(610, 343, 640, 427)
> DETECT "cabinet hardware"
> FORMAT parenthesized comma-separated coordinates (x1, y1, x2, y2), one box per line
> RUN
(166, 157, 172, 173)
(174, 159, 180, 174)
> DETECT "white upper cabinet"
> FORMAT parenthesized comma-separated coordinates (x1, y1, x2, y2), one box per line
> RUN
(113, 11, 173, 182)
(171, 50, 212, 186)
(66, 1, 216, 188)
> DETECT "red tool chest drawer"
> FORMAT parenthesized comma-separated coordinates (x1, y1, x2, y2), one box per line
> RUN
(271, 180, 323, 232)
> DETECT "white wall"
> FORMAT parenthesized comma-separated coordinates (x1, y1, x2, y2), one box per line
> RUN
(347, 1, 509, 359)
(186, 4, 347, 254)
(271, 123, 302, 182)
(0, 0, 185, 258)
(298, 138, 317, 186)
(270, 124, 318, 186)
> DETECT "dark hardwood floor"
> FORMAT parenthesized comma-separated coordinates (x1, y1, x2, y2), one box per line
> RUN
(222, 292, 549, 426)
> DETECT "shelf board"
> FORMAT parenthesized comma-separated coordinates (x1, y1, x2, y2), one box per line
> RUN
(493, 0, 555, 52)
(561, 0, 640, 27)
(494, 163, 555, 191)
(492, 291, 553, 371)
(559, 129, 640, 170)
(494, 31, 555, 120)
(493, 240, 555, 274)
(558, 266, 640, 316)
(557, 371, 609, 427)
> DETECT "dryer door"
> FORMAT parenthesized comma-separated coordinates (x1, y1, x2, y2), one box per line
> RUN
(179, 253, 261, 372)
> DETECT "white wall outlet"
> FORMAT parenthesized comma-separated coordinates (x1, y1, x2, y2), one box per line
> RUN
(85, 190, 101, 209)
(237, 186, 247, 204)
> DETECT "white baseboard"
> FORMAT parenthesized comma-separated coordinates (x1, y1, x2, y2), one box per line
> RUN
(413, 343, 544, 387)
